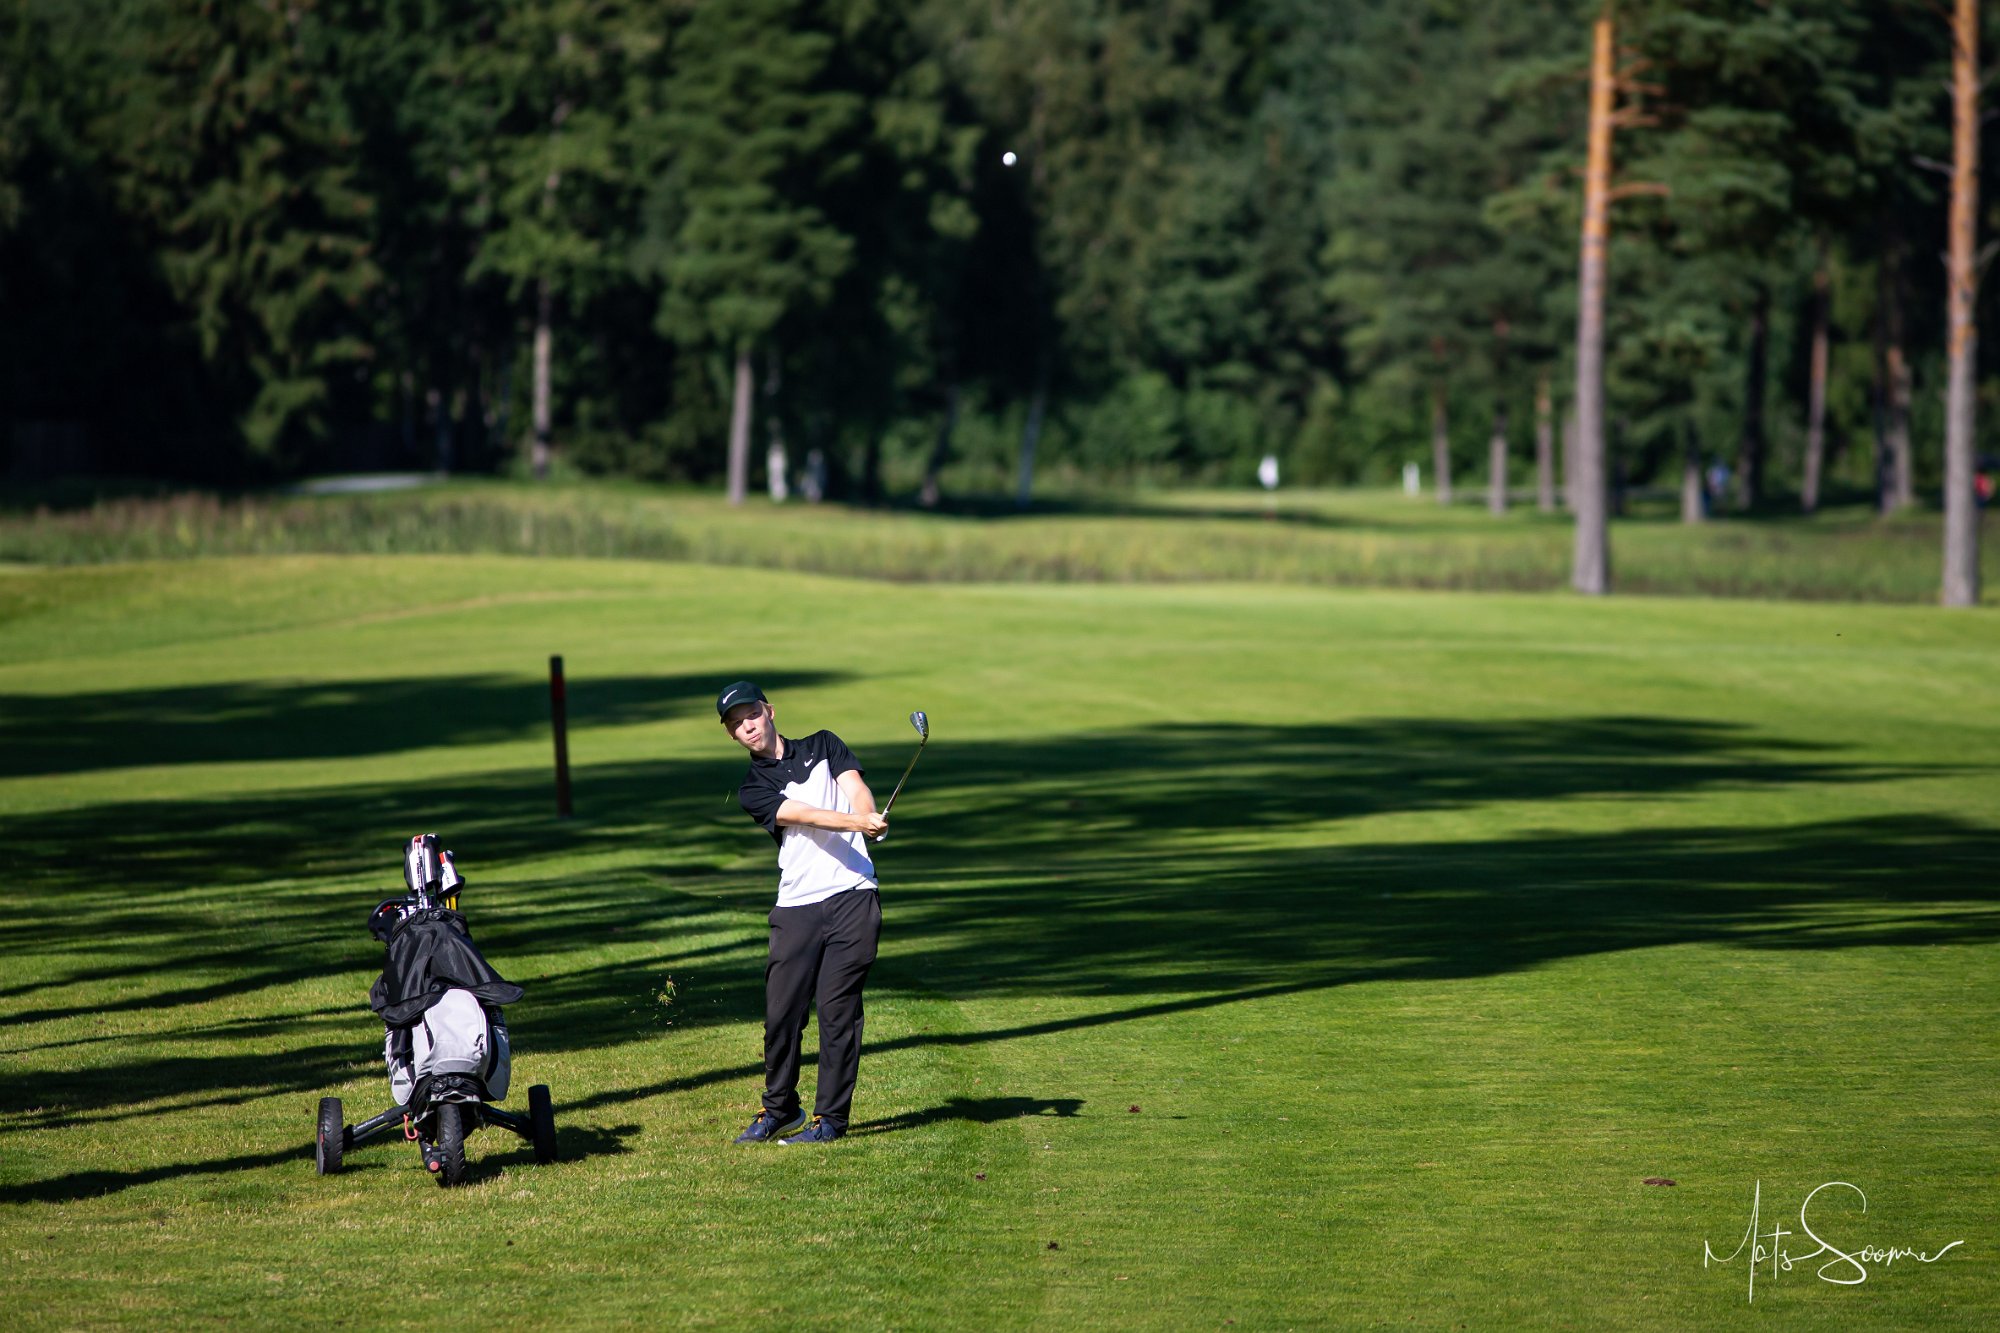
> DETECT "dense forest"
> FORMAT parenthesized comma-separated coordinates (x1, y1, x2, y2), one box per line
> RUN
(0, 1, 1990, 526)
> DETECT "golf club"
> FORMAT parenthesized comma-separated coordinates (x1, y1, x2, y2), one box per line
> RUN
(873, 711, 928, 841)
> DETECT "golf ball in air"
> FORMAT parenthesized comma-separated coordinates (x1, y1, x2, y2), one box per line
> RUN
(1002, 151, 1017, 167)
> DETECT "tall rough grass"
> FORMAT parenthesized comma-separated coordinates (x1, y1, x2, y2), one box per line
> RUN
(0, 482, 1990, 603)
(0, 491, 689, 564)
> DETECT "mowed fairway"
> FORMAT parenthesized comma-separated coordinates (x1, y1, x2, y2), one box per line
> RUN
(1, 555, 1996, 1329)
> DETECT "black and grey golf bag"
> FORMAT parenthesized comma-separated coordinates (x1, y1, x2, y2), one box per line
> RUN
(313, 834, 557, 1187)
(374, 912, 517, 1108)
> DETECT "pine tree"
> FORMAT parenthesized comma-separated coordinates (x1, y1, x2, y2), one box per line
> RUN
(107, 0, 382, 463)
(1329, 0, 1575, 513)
(647, 0, 859, 504)
(818, 0, 989, 506)
(946, 0, 1321, 485)
(447, 0, 653, 477)
(1621, 0, 1882, 511)
(332, 0, 519, 473)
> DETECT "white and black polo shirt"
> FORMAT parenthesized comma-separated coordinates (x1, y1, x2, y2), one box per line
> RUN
(737, 730, 878, 908)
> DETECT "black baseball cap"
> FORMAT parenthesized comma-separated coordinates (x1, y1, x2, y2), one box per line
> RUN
(716, 680, 766, 719)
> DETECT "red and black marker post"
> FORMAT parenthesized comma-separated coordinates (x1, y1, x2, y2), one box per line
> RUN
(549, 654, 573, 819)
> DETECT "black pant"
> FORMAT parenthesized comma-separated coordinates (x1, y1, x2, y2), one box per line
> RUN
(763, 887, 881, 1132)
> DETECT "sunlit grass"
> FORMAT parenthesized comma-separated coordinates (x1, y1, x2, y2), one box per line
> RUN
(0, 557, 1995, 1328)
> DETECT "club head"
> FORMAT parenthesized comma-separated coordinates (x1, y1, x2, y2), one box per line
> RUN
(909, 711, 928, 740)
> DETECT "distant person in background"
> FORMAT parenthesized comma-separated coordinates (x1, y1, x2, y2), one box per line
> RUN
(1258, 453, 1279, 518)
(717, 681, 886, 1145)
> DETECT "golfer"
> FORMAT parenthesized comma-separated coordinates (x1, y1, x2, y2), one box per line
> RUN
(718, 680, 887, 1145)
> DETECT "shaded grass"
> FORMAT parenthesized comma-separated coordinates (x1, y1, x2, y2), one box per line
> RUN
(1, 478, 1993, 603)
(0, 558, 1996, 1328)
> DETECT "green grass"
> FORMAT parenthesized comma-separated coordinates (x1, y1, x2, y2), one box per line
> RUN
(1, 556, 1996, 1328)
(2, 477, 1994, 603)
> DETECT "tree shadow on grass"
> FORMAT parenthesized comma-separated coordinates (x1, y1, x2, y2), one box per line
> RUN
(441, 1120, 638, 1186)
(0, 715, 1919, 911)
(0, 1144, 336, 1205)
(2, 713, 1995, 1187)
(849, 1096, 1085, 1137)
(556, 807, 2000, 1116)
(882, 814, 2000, 1002)
(0, 1122, 638, 1205)
(0, 1038, 367, 1128)
(0, 668, 845, 780)
(0, 1004, 353, 1056)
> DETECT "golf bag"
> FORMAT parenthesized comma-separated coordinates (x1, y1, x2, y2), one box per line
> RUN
(314, 834, 557, 1187)
(371, 905, 521, 1108)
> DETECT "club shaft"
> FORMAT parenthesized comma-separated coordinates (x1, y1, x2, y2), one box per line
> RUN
(881, 738, 926, 816)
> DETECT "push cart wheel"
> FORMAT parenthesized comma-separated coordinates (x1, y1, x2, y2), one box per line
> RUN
(315, 1097, 345, 1175)
(528, 1084, 558, 1164)
(434, 1103, 467, 1187)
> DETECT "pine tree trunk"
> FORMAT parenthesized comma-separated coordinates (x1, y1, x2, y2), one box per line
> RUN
(1016, 358, 1049, 510)
(1802, 246, 1831, 513)
(1873, 248, 1894, 513)
(531, 277, 553, 480)
(1681, 419, 1705, 524)
(861, 435, 883, 505)
(1571, 12, 1614, 595)
(532, 65, 567, 485)
(1943, 0, 1982, 605)
(1535, 374, 1556, 512)
(401, 370, 416, 459)
(1888, 339, 1914, 511)
(436, 385, 459, 474)
(764, 350, 788, 502)
(461, 370, 482, 468)
(1737, 286, 1769, 510)
(1561, 407, 1577, 511)
(492, 357, 512, 461)
(726, 342, 753, 506)
(1487, 405, 1508, 515)
(1430, 382, 1452, 506)
(1875, 211, 1916, 513)
(920, 381, 960, 509)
